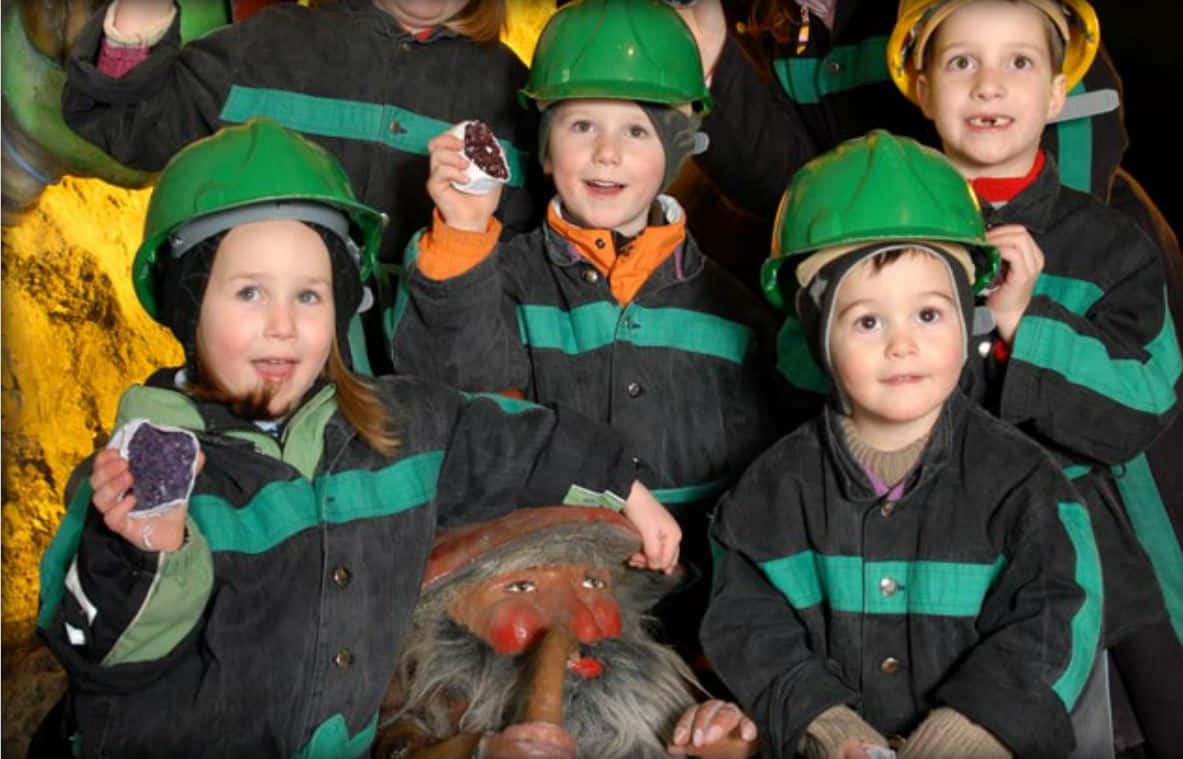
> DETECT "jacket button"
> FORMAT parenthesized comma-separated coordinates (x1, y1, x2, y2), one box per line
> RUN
(828, 60, 843, 74)
(582, 269, 600, 283)
(880, 656, 901, 674)
(879, 577, 898, 596)
(594, 237, 606, 249)
(626, 382, 643, 398)
(332, 566, 351, 589)
(880, 502, 895, 518)
(334, 649, 354, 670)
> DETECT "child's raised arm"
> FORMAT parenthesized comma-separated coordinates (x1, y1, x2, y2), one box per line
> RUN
(427, 130, 505, 234)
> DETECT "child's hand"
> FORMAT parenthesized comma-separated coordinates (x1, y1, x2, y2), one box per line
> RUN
(621, 481, 681, 573)
(985, 224, 1045, 344)
(113, 0, 176, 34)
(89, 447, 204, 553)
(668, 699, 759, 758)
(673, 0, 727, 75)
(427, 131, 502, 233)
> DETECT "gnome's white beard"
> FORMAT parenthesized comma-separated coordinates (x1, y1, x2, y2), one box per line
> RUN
(386, 612, 700, 759)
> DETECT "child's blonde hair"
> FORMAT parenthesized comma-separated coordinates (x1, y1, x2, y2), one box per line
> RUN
(445, 0, 507, 44)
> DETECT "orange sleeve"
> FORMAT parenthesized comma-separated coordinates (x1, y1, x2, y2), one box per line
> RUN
(416, 209, 502, 281)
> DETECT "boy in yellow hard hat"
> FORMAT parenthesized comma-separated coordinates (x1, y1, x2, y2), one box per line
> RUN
(890, 1, 1183, 754)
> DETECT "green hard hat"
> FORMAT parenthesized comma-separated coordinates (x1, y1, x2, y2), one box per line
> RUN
(761, 130, 999, 310)
(133, 118, 387, 320)
(521, 0, 712, 114)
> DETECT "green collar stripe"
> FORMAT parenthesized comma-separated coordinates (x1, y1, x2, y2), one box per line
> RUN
(1062, 464, 1092, 480)
(1056, 82, 1093, 194)
(191, 451, 444, 553)
(293, 712, 378, 759)
(220, 86, 527, 188)
(1053, 501, 1104, 709)
(1034, 273, 1104, 316)
(777, 316, 833, 394)
(37, 481, 95, 630)
(1111, 454, 1183, 645)
(516, 303, 753, 364)
(760, 551, 1007, 617)
(773, 37, 890, 105)
(652, 477, 730, 505)
(1012, 302, 1181, 415)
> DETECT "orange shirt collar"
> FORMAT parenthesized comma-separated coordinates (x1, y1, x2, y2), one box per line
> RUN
(545, 199, 687, 305)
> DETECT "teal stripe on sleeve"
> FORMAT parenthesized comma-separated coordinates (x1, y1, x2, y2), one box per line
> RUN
(1112, 454, 1183, 644)
(220, 86, 527, 187)
(772, 37, 890, 105)
(1056, 82, 1093, 193)
(1033, 274, 1104, 316)
(759, 551, 1006, 617)
(1053, 501, 1103, 709)
(1012, 301, 1181, 415)
(461, 391, 540, 415)
(515, 303, 754, 364)
(652, 477, 730, 505)
(191, 451, 444, 553)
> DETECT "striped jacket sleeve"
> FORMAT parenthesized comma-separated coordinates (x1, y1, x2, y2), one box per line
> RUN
(39, 464, 214, 692)
(1002, 222, 1182, 464)
(934, 464, 1101, 757)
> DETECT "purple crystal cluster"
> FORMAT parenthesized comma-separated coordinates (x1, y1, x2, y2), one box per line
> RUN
(464, 121, 509, 180)
(127, 424, 198, 513)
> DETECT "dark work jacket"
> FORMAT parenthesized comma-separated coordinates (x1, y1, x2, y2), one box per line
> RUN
(972, 157, 1182, 644)
(703, 392, 1102, 758)
(697, 0, 1128, 220)
(38, 371, 640, 759)
(390, 199, 786, 582)
(62, 1, 541, 271)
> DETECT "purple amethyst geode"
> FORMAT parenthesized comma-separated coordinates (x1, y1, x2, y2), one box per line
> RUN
(126, 423, 198, 513)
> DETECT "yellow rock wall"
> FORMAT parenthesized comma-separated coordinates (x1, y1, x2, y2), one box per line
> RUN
(0, 2, 556, 647)
(2, 178, 183, 644)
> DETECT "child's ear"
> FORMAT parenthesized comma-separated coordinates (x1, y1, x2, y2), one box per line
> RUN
(915, 73, 935, 119)
(1046, 72, 1068, 120)
(542, 155, 553, 176)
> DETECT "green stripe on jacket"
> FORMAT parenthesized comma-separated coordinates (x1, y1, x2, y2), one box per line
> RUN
(220, 86, 527, 187)
(516, 302, 754, 364)
(759, 551, 1007, 617)
(1053, 501, 1103, 710)
(191, 451, 444, 554)
(1112, 455, 1183, 644)
(1012, 300, 1181, 415)
(773, 37, 890, 105)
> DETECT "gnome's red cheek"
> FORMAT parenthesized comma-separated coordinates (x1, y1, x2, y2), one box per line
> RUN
(484, 602, 546, 654)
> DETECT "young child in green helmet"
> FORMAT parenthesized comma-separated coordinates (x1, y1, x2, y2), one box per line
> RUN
(34, 118, 682, 758)
(890, 2, 1183, 752)
(391, 0, 787, 665)
(704, 131, 1102, 759)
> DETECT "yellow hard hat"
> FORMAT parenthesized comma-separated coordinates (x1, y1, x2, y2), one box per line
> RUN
(887, 0, 1100, 105)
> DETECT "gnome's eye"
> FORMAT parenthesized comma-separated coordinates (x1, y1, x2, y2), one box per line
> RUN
(504, 580, 536, 593)
(582, 576, 608, 590)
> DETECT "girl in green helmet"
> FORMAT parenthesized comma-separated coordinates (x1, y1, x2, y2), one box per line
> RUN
(35, 119, 682, 759)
